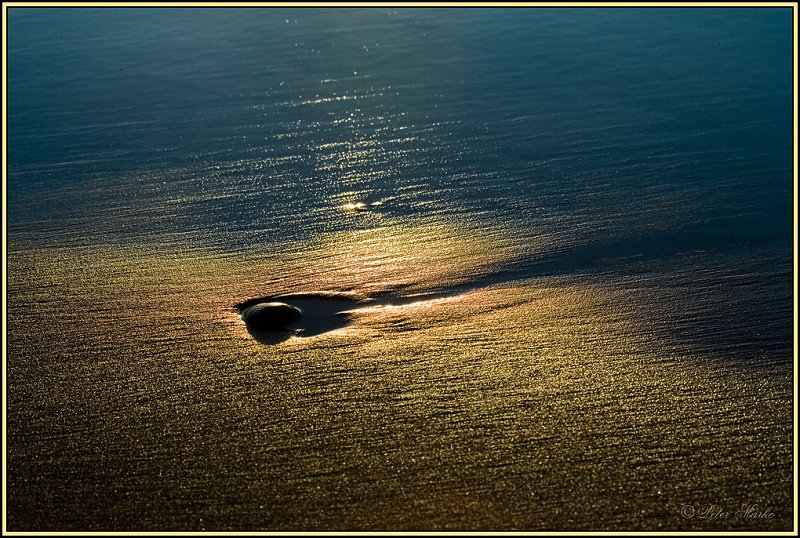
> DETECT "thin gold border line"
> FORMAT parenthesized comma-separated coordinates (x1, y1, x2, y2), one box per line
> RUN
(0, 2, 798, 7)
(2, 2, 8, 538)
(40, 529, 787, 536)
(794, 1, 799, 537)
(1, 2, 797, 537)
(31, 527, 783, 536)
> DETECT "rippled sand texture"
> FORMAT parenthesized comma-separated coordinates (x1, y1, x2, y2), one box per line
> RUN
(7, 218, 792, 531)
(7, 7, 793, 532)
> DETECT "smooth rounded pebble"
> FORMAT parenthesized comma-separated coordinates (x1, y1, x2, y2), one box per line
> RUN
(241, 302, 302, 331)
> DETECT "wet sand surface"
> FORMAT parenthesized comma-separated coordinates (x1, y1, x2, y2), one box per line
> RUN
(6, 7, 793, 531)
(7, 225, 793, 530)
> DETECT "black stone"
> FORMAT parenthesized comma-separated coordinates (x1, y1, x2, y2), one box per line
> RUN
(241, 302, 302, 331)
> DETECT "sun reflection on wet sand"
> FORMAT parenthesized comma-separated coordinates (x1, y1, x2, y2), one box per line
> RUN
(342, 201, 369, 212)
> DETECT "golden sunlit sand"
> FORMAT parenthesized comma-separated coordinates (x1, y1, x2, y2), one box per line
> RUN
(6, 217, 791, 530)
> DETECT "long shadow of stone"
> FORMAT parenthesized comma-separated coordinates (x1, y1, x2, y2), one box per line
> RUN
(237, 220, 791, 345)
